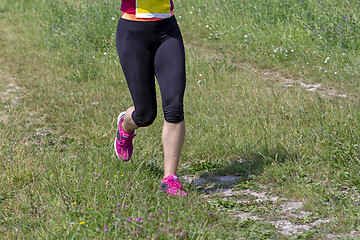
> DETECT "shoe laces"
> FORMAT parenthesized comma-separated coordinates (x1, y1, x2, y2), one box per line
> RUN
(167, 179, 183, 191)
(119, 132, 135, 148)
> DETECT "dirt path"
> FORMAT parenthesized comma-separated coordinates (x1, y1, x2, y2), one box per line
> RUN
(182, 174, 359, 239)
(0, 58, 24, 122)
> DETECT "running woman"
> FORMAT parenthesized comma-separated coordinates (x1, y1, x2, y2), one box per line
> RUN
(114, 0, 187, 196)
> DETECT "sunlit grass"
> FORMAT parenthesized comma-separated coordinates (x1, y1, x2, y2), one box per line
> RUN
(177, 0, 359, 93)
(1, 0, 359, 239)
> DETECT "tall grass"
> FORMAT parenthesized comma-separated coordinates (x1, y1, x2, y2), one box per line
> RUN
(1, 0, 359, 239)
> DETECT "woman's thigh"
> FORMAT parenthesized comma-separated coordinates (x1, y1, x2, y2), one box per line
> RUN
(154, 32, 186, 123)
(116, 19, 158, 126)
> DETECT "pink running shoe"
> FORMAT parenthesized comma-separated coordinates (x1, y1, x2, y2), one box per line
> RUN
(114, 111, 136, 162)
(161, 175, 187, 196)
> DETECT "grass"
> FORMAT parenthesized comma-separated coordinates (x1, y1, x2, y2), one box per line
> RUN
(178, 0, 360, 94)
(1, 0, 359, 239)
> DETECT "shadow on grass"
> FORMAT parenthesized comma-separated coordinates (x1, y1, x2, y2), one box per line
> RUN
(186, 147, 301, 194)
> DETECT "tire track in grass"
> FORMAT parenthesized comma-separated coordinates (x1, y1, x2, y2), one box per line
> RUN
(260, 70, 349, 99)
(185, 41, 353, 100)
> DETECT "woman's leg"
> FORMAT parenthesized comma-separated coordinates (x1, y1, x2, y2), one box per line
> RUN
(115, 19, 158, 161)
(122, 106, 139, 134)
(116, 19, 158, 129)
(154, 18, 186, 178)
(162, 121, 185, 177)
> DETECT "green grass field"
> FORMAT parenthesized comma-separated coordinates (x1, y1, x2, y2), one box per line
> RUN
(1, 0, 359, 239)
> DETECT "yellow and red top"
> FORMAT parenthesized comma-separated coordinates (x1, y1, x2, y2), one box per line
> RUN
(121, 0, 175, 21)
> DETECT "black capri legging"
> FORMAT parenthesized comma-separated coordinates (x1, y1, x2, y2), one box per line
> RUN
(116, 16, 186, 127)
